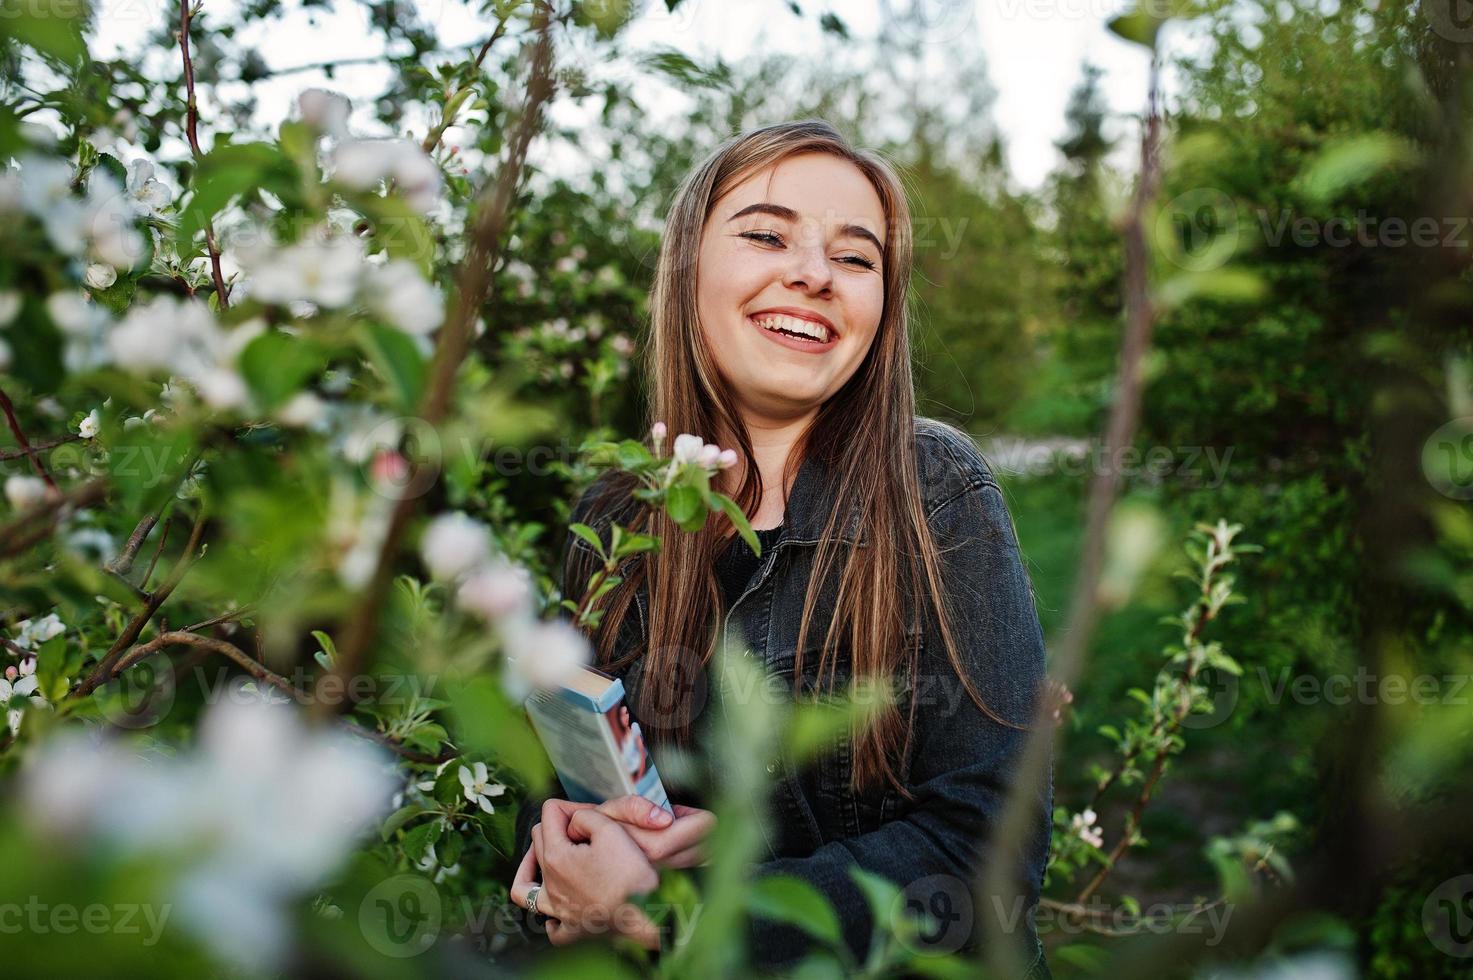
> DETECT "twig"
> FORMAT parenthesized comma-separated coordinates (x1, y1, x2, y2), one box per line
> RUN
(178, 0, 230, 309)
(0, 434, 82, 462)
(0, 385, 58, 490)
(0, 478, 108, 557)
(73, 510, 208, 696)
(981, 52, 1165, 977)
(106, 629, 456, 764)
(420, 21, 509, 155)
(107, 509, 163, 577)
(140, 514, 174, 589)
(315, 3, 558, 717)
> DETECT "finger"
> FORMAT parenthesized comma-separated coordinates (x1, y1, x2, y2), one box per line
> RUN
(659, 837, 704, 866)
(509, 844, 539, 903)
(538, 802, 573, 859)
(596, 794, 674, 830)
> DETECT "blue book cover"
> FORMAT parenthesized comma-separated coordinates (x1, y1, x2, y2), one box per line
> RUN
(523, 666, 673, 814)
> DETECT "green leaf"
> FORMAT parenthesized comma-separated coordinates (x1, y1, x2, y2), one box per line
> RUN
(401, 819, 443, 863)
(357, 321, 427, 412)
(568, 522, 607, 559)
(712, 493, 759, 557)
(746, 875, 841, 946)
(1299, 133, 1419, 204)
(174, 143, 288, 253)
(34, 633, 77, 703)
(639, 47, 731, 90)
(1156, 268, 1266, 310)
(239, 330, 331, 411)
(666, 484, 703, 530)
(847, 866, 901, 927)
(438, 828, 464, 867)
(3, 1, 86, 62)
(381, 805, 432, 841)
(615, 439, 654, 470)
(448, 676, 550, 787)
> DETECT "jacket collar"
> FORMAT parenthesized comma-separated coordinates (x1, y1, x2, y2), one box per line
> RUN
(778, 449, 867, 549)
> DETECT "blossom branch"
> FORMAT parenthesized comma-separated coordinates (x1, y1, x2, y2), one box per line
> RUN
(0, 433, 82, 463)
(178, 0, 230, 309)
(315, 3, 557, 716)
(106, 628, 455, 764)
(0, 385, 58, 490)
(73, 510, 208, 696)
(0, 478, 108, 557)
(420, 19, 510, 155)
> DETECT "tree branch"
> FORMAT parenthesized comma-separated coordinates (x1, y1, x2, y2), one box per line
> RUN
(314, 3, 558, 717)
(0, 385, 59, 490)
(981, 52, 1165, 977)
(179, 0, 230, 309)
(0, 433, 82, 463)
(73, 510, 208, 696)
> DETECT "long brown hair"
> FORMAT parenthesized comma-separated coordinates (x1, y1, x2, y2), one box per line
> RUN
(575, 119, 1008, 798)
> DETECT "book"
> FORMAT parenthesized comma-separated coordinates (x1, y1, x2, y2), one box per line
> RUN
(522, 665, 673, 814)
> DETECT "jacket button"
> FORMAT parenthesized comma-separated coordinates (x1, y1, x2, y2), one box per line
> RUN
(765, 762, 777, 774)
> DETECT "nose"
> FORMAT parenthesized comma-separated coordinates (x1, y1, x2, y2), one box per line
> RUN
(781, 234, 833, 296)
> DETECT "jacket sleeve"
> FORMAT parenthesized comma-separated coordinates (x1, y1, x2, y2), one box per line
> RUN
(745, 477, 1053, 972)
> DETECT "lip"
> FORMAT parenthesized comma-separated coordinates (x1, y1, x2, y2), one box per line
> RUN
(747, 308, 840, 354)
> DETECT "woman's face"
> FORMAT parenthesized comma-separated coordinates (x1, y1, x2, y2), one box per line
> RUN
(695, 152, 887, 423)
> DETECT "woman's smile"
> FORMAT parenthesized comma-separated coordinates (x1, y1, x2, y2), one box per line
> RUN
(747, 309, 840, 353)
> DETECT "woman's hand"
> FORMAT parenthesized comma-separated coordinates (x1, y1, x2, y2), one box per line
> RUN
(548, 795, 717, 869)
(510, 800, 662, 948)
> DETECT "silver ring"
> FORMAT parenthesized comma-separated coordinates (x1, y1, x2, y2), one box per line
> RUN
(525, 883, 542, 915)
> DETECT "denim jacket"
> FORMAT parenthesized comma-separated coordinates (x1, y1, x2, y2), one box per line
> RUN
(513, 417, 1053, 977)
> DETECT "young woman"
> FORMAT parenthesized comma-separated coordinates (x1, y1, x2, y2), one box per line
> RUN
(509, 120, 1052, 976)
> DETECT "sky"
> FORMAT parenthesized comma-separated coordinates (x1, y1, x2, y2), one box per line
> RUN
(89, 0, 1175, 190)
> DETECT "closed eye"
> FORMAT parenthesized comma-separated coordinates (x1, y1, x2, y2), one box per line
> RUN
(739, 231, 879, 270)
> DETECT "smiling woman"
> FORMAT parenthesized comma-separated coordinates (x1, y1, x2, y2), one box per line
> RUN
(510, 120, 1052, 977)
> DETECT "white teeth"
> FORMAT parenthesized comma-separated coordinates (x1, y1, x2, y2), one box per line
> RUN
(753, 314, 831, 342)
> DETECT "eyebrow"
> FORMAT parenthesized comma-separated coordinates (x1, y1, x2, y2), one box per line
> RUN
(727, 202, 885, 258)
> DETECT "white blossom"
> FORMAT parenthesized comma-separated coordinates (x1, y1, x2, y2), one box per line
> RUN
(500, 617, 591, 697)
(672, 433, 704, 464)
(20, 689, 395, 972)
(0, 289, 22, 327)
(456, 560, 533, 620)
(362, 260, 443, 335)
(14, 612, 65, 650)
(109, 295, 219, 375)
(77, 408, 100, 439)
(5, 475, 49, 512)
(248, 233, 363, 309)
(330, 138, 443, 214)
(276, 391, 327, 429)
(420, 512, 491, 582)
(457, 762, 508, 814)
(84, 262, 117, 290)
(124, 159, 172, 218)
(298, 88, 350, 138)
